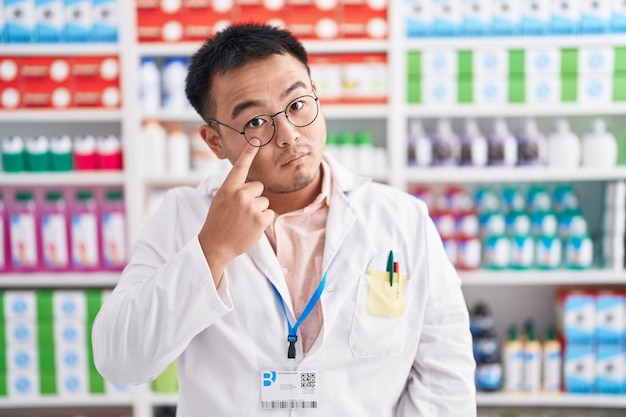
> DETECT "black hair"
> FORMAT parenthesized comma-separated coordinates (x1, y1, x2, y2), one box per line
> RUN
(185, 23, 310, 121)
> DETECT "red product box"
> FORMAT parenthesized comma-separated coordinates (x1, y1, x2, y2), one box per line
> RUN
(0, 57, 22, 109)
(284, 5, 340, 39)
(236, 0, 286, 26)
(137, 3, 186, 42)
(339, 0, 388, 39)
(70, 56, 121, 108)
(20, 57, 72, 109)
(183, 2, 236, 41)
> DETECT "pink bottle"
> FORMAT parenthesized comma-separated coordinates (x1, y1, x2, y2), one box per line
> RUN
(70, 190, 101, 271)
(0, 191, 10, 272)
(100, 189, 127, 270)
(8, 190, 41, 272)
(40, 190, 71, 271)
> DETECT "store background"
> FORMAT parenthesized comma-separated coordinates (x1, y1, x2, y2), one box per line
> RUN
(1, 0, 626, 416)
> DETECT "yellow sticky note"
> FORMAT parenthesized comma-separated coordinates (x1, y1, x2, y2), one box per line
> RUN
(365, 270, 407, 318)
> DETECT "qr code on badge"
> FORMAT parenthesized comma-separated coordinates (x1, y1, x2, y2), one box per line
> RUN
(301, 372, 316, 389)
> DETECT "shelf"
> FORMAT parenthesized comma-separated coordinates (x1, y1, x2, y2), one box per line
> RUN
(0, 44, 120, 56)
(141, 104, 388, 122)
(406, 166, 626, 183)
(460, 269, 626, 286)
(0, 109, 122, 123)
(0, 172, 125, 186)
(407, 33, 626, 50)
(406, 103, 626, 119)
(137, 39, 388, 57)
(476, 392, 626, 408)
(0, 395, 132, 409)
(147, 393, 178, 407)
(0, 272, 121, 288)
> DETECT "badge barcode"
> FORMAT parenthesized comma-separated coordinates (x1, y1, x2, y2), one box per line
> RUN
(262, 401, 318, 409)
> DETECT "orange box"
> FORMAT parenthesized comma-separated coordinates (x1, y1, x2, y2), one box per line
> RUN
(20, 57, 72, 109)
(0, 57, 22, 109)
(70, 56, 121, 108)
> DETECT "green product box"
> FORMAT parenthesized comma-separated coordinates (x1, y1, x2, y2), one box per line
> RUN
(407, 51, 421, 76)
(457, 50, 472, 75)
(614, 47, 626, 72)
(407, 79, 422, 103)
(508, 75, 525, 103)
(561, 48, 578, 75)
(508, 49, 525, 75)
(617, 135, 626, 165)
(561, 74, 578, 102)
(457, 74, 473, 103)
(613, 71, 626, 101)
(152, 360, 178, 393)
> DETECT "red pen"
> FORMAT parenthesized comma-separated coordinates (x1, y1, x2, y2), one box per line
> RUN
(394, 262, 399, 297)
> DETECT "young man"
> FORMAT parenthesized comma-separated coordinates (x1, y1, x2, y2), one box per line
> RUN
(92, 23, 477, 416)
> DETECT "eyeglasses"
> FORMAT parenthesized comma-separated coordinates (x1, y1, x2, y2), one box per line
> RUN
(206, 93, 320, 147)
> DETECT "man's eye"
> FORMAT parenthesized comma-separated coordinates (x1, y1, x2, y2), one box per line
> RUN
(290, 100, 304, 111)
(246, 117, 266, 129)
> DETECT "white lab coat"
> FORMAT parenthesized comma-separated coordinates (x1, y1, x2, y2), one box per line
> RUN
(92, 157, 477, 416)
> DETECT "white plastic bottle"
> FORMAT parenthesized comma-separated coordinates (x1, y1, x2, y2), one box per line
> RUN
(140, 57, 161, 112)
(488, 118, 517, 167)
(140, 119, 167, 176)
(460, 118, 488, 167)
(503, 325, 524, 392)
(517, 117, 546, 166)
(409, 119, 432, 167)
(167, 123, 190, 175)
(162, 57, 189, 112)
(581, 118, 617, 167)
(542, 326, 562, 393)
(547, 119, 580, 168)
(431, 118, 459, 166)
(523, 321, 543, 393)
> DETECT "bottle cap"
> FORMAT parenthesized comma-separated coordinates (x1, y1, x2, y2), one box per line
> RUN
(46, 191, 63, 201)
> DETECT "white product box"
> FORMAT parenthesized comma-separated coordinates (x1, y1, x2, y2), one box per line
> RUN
(474, 48, 508, 75)
(526, 48, 560, 74)
(35, 0, 63, 42)
(92, 0, 117, 42)
(473, 74, 507, 104)
(5, 0, 35, 42)
(54, 320, 86, 346)
(341, 61, 387, 100)
(492, 0, 522, 35)
(310, 63, 342, 101)
(462, 0, 491, 35)
(564, 343, 596, 393)
(4, 291, 37, 319)
(526, 74, 559, 103)
(614, 0, 626, 31)
(596, 344, 625, 394)
(55, 346, 87, 376)
(107, 381, 131, 396)
(422, 49, 457, 76)
(405, 0, 433, 37)
(551, 0, 580, 34)
(578, 74, 613, 103)
(579, 46, 615, 74)
(432, 0, 462, 36)
(581, 0, 611, 33)
(7, 370, 39, 397)
(53, 290, 86, 319)
(596, 292, 625, 344)
(521, 0, 551, 34)
(8, 346, 39, 372)
(560, 292, 597, 344)
(422, 74, 457, 104)
(57, 370, 88, 395)
(6, 320, 38, 346)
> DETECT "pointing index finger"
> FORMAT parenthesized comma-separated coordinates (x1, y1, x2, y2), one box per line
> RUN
(224, 139, 261, 185)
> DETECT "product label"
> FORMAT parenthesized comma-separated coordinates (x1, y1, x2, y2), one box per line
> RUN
(9, 213, 38, 268)
(42, 213, 69, 268)
(102, 212, 126, 267)
(0, 217, 5, 269)
(71, 213, 98, 268)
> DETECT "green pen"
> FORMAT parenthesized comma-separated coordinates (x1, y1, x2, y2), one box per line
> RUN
(386, 250, 394, 287)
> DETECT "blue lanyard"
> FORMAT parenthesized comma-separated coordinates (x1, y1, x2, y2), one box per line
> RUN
(272, 270, 327, 359)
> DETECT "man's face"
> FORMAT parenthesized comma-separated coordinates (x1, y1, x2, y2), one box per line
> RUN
(202, 54, 327, 195)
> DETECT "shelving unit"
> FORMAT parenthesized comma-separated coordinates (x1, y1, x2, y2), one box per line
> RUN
(2, 2, 626, 417)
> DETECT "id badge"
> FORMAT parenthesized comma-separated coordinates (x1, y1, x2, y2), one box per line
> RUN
(260, 368, 320, 409)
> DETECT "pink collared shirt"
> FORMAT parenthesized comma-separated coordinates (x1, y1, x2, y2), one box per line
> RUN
(265, 161, 331, 354)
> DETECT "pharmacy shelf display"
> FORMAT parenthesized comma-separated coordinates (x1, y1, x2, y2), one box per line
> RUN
(3, 2, 626, 417)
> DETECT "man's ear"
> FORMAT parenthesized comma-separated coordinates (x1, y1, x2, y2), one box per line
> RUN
(199, 124, 228, 159)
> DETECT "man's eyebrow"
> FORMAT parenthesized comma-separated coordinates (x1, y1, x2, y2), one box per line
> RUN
(230, 81, 309, 120)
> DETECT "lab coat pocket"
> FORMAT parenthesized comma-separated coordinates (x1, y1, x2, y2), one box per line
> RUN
(349, 273, 412, 358)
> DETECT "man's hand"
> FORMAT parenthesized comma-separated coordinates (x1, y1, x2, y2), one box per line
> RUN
(199, 140, 275, 286)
